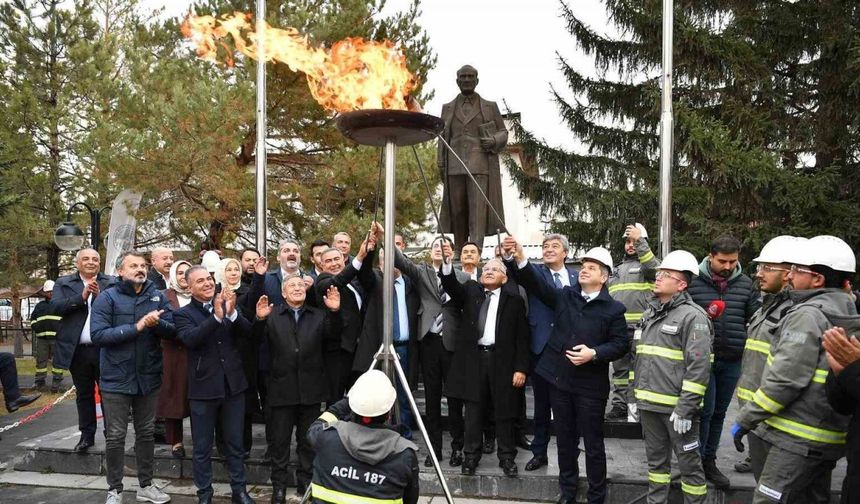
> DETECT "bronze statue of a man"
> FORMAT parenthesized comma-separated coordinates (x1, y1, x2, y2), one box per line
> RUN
(437, 65, 508, 251)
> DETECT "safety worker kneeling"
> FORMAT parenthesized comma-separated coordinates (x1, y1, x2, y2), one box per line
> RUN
(629, 250, 712, 503)
(733, 235, 859, 503)
(307, 369, 419, 504)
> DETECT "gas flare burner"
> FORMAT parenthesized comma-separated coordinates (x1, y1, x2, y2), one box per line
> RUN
(336, 109, 443, 146)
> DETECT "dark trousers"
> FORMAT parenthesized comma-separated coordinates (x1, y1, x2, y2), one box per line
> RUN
(464, 349, 515, 463)
(69, 344, 100, 440)
(269, 403, 320, 491)
(324, 348, 355, 402)
(102, 388, 158, 493)
(420, 333, 464, 456)
(190, 392, 247, 497)
(0, 352, 21, 405)
(700, 358, 742, 458)
(530, 351, 552, 458)
(394, 343, 414, 433)
(550, 387, 607, 503)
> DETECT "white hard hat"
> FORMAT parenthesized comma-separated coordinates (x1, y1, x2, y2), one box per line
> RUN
(200, 251, 221, 273)
(779, 237, 813, 266)
(42, 280, 54, 292)
(623, 223, 648, 240)
(807, 235, 856, 273)
(753, 235, 804, 264)
(660, 250, 699, 276)
(348, 370, 397, 417)
(581, 247, 614, 273)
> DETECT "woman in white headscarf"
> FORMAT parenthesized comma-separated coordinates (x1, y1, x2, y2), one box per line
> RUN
(215, 257, 243, 293)
(157, 260, 193, 458)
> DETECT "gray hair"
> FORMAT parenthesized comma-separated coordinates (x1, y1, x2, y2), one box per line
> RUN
(320, 247, 343, 258)
(542, 233, 570, 253)
(74, 248, 99, 262)
(278, 239, 301, 252)
(184, 264, 210, 284)
(280, 272, 304, 291)
(115, 250, 145, 270)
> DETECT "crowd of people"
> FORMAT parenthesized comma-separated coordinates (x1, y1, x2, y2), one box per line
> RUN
(25, 222, 860, 504)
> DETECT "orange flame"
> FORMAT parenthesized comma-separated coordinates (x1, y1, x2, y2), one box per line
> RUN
(181, 12, 417, 112)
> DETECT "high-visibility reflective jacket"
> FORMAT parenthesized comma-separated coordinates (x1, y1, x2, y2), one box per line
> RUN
(30, 299, 61, 338)
(630, 291, 713, 419)
(308, 399, 419, 504)
(736, 290, 793, 406)
(737, 289, 860, 460)
(608, 238, 661, 328)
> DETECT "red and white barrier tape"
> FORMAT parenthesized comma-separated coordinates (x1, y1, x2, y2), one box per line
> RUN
(0, 386, 77, 433)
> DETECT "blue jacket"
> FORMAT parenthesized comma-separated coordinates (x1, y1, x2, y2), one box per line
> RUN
(513, 261, 628, 399)
(90, 279, 175, 395)
(504, 261, 578, 355)
(688, 258, 760, 361)
(174, 299, 251, 401)
(51, 273, 116, 370)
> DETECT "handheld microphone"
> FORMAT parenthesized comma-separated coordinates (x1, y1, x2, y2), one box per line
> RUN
(707, 300, 726, 320)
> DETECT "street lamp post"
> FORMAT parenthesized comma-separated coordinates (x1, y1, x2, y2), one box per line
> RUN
(54, 202, 111, 253)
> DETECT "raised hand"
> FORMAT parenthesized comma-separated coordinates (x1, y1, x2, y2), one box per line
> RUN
(323, 285, 341, 312)
(254, 256, 269, 275)
(256, 295, 273, 319)
(222, 288, 237, 315)
(82, 281, 100, 301)
(212, 292, 224, 320)
(502, 236, 516, 256)
(441, 241, 453, 261)
(302, 275, 314, 289)
(371, 221, 384, 240)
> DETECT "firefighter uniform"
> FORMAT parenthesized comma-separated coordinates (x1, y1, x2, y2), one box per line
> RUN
(30, 297, 64, 391)
(607, 229, 660, 414)
(307, 372, 419, 504)
(735, 289, 792, 479)
(736, 288, 859, 503)
(631, 289, 712, 503)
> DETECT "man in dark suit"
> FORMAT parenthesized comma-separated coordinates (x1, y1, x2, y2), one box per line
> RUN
(147, 247, 173, 291)
(51, 247, 116, 453)
(254, 276, 341, 503)
(174, 265, 255, 504)
(390, 230, 468, 467)
(314, 241, 372, 402)
(307, 239, 330, 280)
(503, 233, 579, 471)
(439, 253, 530, 477)
(264, 239, 313, 305)
(504, 236, 628, 504)
(437, 65, 508, 249)
(352, 242, 420, 437)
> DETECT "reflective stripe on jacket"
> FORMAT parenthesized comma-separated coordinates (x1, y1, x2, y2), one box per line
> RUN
(737, 289, 859, 460)
(630, 290, 712, 418)
(30, 300, 61, 338)
(736, 290, 793, 406)
(608, 238, 660, 327)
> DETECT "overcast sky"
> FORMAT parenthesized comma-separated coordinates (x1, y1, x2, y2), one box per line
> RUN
(140, 0, 616, 150)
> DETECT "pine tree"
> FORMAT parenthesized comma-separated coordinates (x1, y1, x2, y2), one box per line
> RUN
(507, 0, 860, 262)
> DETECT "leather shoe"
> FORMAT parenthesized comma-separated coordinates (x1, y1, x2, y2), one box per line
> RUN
(525, 455, 548, 471)
(449, 450, 463, 467)
(555, 497, 575, 504)
(482, 437, 495, 454)
(424, 454, 434, 467)
(461, 459, 477, 476)
(197, 493, 213, 504)
(499, 459, 518, 477)
(271, 487, 286, 504)
(6, 393, 40, 413)
(73, 436, 94, 453)
(232, 491, 256, 504)
(515, 433, 532, 450)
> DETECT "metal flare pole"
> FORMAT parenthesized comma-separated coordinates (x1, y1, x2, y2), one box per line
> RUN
(658, 0, 674, 258)
(254, 0, 268, 254)
(382, 139, 397, 379)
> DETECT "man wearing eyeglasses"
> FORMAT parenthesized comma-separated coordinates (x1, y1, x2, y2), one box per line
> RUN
(688, 235, 760, 489)
(733, 236, 807, 478)
(629, 250, 713, 504)
(733, 236, 858, 504)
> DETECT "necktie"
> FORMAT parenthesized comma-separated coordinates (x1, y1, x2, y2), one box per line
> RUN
(476, 290, 493, 338)
(204, 303, 213, 314)
(553, 272, 563, 289)
(393, 279, 402, 342)
(463, 97, 473, 115)
(293, 309, 300, 323)
(431, 281, 446, 334)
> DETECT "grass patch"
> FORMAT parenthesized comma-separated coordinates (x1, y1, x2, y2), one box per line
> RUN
(15, 358, 36, 376)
